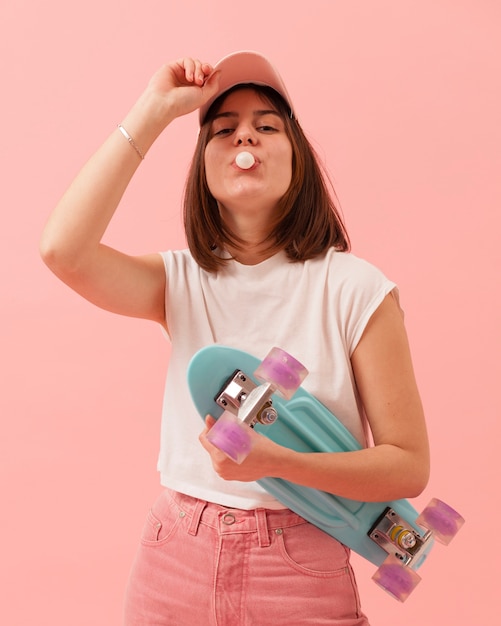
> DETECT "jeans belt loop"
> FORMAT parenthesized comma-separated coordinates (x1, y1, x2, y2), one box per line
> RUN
(187, 499, 207, 536)
(255, 508, 271, 548)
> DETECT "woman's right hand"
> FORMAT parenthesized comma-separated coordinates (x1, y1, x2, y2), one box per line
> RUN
(140, 58, 221, 127)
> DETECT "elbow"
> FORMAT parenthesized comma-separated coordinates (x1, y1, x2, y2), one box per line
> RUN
(39, 234, 65, 274)
(387, 445, 430, 500)
(39, 233, 57, 269)
(392, 475, 428, 502)
(405, 458, 430, 499)
(39, 230, 81, 276)
(407, 476, 429, 499)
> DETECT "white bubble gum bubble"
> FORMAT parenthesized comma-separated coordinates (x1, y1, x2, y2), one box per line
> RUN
(235, 151, 255, 170)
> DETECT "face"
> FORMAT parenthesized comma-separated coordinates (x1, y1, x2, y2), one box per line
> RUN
(204, 88, 293, 219)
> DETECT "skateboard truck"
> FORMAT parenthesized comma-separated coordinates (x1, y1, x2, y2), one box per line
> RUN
(215, 369, 278, 426)
(368, 507, 432, 567)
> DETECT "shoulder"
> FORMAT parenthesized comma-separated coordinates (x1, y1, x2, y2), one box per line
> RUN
(312, 250, 399, 349)
(160, 248, 194, 265)
(309, 249, 393, 289)
(160, 249, 201, 275)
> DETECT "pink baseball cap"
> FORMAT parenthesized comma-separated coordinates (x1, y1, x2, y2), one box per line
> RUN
(199, 50, 295, 125)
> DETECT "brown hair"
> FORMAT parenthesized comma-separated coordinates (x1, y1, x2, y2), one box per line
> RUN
(183, 84, 350, 272)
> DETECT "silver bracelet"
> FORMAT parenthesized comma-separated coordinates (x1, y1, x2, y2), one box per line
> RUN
(117, 124, 145, 160)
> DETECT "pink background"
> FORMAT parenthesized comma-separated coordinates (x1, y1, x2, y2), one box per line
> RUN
(1, 1, 499, 624)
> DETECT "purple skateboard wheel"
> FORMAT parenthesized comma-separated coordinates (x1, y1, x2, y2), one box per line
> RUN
(255, 347, 308, 399)
(207, 411, 252, 464)
(417, 498, 465, 545)
(372, 556, 421, 602)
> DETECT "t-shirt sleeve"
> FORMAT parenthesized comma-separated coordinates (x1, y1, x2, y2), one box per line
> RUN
(335, 255, 398, 355)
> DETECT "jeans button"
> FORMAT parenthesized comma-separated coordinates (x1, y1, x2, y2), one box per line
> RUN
(222, 512, 236, 525)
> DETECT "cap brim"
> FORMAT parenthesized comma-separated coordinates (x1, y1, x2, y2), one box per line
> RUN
(199, 50, 294, 125)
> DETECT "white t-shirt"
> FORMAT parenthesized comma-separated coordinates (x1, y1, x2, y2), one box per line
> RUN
(158, 247, 397, 509)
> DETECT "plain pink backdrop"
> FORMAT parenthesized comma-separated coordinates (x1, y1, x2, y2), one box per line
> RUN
(1, 1, 499, 624)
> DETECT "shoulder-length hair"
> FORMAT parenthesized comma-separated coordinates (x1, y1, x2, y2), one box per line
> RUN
(183, 84, 350, 272)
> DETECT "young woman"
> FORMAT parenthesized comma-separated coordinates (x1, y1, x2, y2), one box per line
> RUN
(40, 51, 429, 625)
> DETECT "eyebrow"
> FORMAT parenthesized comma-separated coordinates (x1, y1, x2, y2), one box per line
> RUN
(212, 109, 281, 121)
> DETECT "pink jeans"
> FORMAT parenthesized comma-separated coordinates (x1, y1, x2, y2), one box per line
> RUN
(124, 489, 370, 625)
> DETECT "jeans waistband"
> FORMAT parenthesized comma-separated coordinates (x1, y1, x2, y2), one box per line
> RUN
(165, 488, 308, 548)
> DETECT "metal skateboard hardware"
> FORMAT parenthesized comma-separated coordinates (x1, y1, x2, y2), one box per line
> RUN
(215, 369, 278, 426)
(369, 507, 433, 565)
(187, 345, 465, 601)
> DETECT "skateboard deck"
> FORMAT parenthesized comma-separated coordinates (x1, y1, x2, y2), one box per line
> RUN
(187, 344, 464, 600)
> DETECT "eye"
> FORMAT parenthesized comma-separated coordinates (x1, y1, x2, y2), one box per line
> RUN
(257, 125, 278, 133)
(256, 115, 283, 132)
(213, 127, 235, 137)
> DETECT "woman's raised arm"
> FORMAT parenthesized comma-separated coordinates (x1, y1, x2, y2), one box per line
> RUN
(40, 59, 220, 325)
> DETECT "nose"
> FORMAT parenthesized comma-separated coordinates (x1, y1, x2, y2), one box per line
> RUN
(234, 123, 257, 146)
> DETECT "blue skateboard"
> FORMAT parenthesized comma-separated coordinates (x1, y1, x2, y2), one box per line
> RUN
(187, 345, 464, 601)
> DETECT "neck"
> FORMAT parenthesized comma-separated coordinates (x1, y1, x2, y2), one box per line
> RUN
(219, 201, 278, 265)
(226, 244, 278, 266)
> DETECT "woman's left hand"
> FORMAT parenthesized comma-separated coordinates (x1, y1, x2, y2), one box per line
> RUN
(199, 415, 287, 482)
